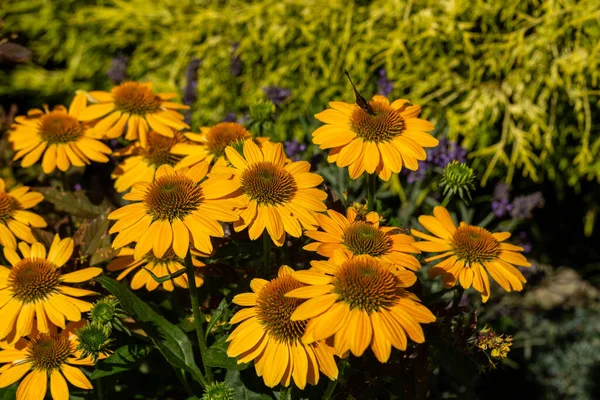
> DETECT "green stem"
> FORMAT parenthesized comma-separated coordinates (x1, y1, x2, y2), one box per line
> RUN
(323, 359, 347, 400)
(263, 232, 272, 278)
(184, 251, 213, 384)
(95, 377, 104, 400)
(367, 173, 377, 211)
(279, 385, 291, 400)
(440, 191, 453, 208)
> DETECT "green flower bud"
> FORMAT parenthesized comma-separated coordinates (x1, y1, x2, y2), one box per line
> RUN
(75, 323, 113, 363)
(439, 160, 476, 202)
(89, 297, 129, 333)
(201, 381, 236, 400)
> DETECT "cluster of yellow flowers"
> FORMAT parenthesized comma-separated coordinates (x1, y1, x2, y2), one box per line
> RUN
(0, 81, 531, 396)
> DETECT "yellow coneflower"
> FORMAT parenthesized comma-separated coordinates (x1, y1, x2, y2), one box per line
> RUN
(106, 247, 205, 291)
(111, 130, 206, 192)
(226, 266, 338, 389)
(0, 321, 96, 400)
(9, 93, 112, 174)
(313, 95, 438, 181)
(286, 252, 435, 363)
(223, 140, 327, 246)
(0, 178, 47, 250)
(411, 206, 530, 302)
(0, 236, 102, 342)
(108, 163, 240, 260)
(304, 207, 421, 271)
(78, 81, 189, 148)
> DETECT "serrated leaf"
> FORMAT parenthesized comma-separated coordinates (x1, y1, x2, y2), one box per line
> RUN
(91, 344, 154, 379)
(32, 228, 55, 248)
(74, 210, 112, 256)
(36, 187, 111, 219)
(90, 247, 118, 266)
(94, 276, 205, 384)
(205, 336, 248, 371)
(225, 370, 273, 400)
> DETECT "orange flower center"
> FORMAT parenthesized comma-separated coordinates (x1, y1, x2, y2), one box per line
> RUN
(38, 112, 84, 144)
(349, 101, 405, 143)
(333, 257, 398, 313)
(206, 122, 251, 157)
(8, 258, 61, 303)
(144, 174, 203, 222)
(240, 161, 297, 205)
(112, 82, 161, 115)
(451, 225, 500, 265)
(0, 192, 19, 222)
(342, 222, 392, 257)
(143, 131, 185, 167)
(28, 334, 73, 371)
(256, 274, 307, 343)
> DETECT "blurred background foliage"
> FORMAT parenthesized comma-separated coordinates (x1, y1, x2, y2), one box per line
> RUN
(1, 1, 600, 399)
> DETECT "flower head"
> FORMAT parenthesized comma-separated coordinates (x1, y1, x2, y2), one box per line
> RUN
(108, 163, 240, 259)
(286, 252, 435, 363)
(411, 206, 531, 302)
(0, 236, 102, 342)
(439, 160, 476, 202)
(304, 207, 421, 271)
(226, 266, 338, 389)
(75, 323, 113, 362)
(223, 140, 327, 246)
(78, 82, 189, 148)
(9, 93, 112, 174)
(201, 381, 236, 400)
(313, 95, 437, 180)
(0, 179, 47, 250)
(0, 321, 96, 400)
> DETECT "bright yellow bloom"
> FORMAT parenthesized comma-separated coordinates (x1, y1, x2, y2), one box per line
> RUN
(304, 207, 421, 271)
(227, 266, 338, 389)
(9, 93, 112, 174)
(78, 82, 189, 147)
(0, 178, 46, 250)
(286, 251, 435, 363)
(313, 95, 438, 181)
(411, 206, 530, 302)
(106, 247, 205, 291)
(0, 321, 96, 400)
(111, 130, 206, 192)
(0, 236, 102, 343)
(223, 140, 327, 246)
(108, 163, 240, 260)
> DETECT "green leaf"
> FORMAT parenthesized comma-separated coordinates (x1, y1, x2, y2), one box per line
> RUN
(205, 298, 228, 340)
(36, 187, 111, 219)
(74, 210, 112, 257)
(94, 275, 205, 384)
(91, 344, 154, 379)
(205, 336, 248, 371)
(90, 247, 118, 266)
(31, 228, 55, 248)
(225, 370, 273, 400)
(0, 383, 18, 400)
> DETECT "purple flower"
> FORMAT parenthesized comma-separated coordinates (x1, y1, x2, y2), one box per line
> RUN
(377, 69, 393, 97)
(406, 164, 427, 183)
(223, 112, 237, 122)
(510, 192, 545, 219)
(262, 86, 291, 106)
(230, 43, 242, 77)
(284, 139, 306, 161)
(428, 138, 467, 168)
(74, 184, 82, 191)
(107, 54, 128, 85)
(491, 198, 513, 218)
(183, 58, 201, 124)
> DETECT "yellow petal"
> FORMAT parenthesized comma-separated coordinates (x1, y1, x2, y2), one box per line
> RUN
(50, 370, 69, 400)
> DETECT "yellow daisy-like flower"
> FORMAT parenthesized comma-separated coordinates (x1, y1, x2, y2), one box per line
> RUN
(106, 247, 205, 291)
(78, 81, 189, 147)
(286, 252, 436, 363)
(111, 130, 205, 192)
(0, 178, 47, 250)
(411, 206, 531, 303)
(0, 321, 96, 400)
(0, 236, 102, 342)
(226, 266, 338, 389)
(108, 163, 240, 260)
(304, 207, 421, 271)
(223, 140, 327, 246)
(9, 93, 112, 174)
(313, 95, 438, 181)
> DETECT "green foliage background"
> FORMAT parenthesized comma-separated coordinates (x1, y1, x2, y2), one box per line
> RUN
(2, 0, 600, 190)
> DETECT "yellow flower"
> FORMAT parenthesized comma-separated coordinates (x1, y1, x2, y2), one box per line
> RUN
(108, 163, 240, 260)
(0, 237, 102, 343)
(411, 206, 530, 302)
(286, 252, 435, 363)
(313, 95, 438, 181)
(111, 130, 205, 192)
(9, 93, 112, 174)
(226, 266, 338, 389)
(78, 81, 189, 147)
(106, 247, 205, 291)
(0, 321, 96, 400)
(0, 178, 47, 250)
(304, 207, 421, 271)
(223, 140, 327, 246)
(184, 122, 269, 167)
